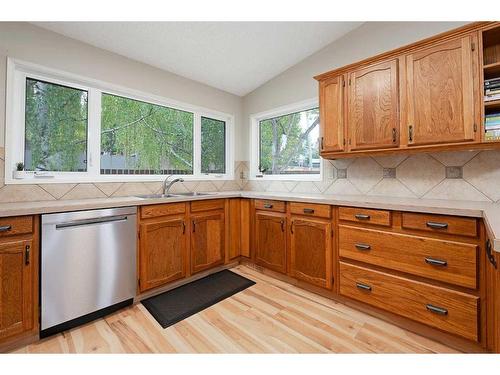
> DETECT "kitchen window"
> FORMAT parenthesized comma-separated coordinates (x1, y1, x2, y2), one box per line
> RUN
(250, 99, 322, 181)
(5, 59, 233, 183)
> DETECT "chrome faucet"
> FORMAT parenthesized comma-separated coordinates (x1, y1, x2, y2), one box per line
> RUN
(162, 175, 184, 195)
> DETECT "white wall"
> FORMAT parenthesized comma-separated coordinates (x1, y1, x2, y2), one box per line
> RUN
(241, 21, 469, 159)
(0, 22, 245, 159)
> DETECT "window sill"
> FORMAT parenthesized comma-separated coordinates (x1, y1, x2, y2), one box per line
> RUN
(4, 174, 235, 185)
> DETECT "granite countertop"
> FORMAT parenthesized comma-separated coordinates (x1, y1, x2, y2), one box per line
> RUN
(0, 190, 499, 252)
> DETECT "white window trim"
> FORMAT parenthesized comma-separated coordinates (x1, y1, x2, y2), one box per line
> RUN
(249, 98, 322, 182)
(5, 58, 235, 184)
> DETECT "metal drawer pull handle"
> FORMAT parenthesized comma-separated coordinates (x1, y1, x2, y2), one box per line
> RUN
(355, 243, 371, 251)
(303, 208, 315, 214)
(426, 304, 448, 315)
(355, 214, 370, 220)
(0, 225, 12, 232)
(426, 221, 448, 229)
(356, 283, 372, 292)
(25, 245, 30, 266)
(263, 204, 273, 209)
(56, 215, 128, 229)
(425, 257, 447, 267)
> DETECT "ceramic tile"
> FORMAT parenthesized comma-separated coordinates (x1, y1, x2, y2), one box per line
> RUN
(463, 150, 500, 202)
(423, 179, 491, 202)
(143, 182, 163, 194)
(330, 158, 355, 170)
(373, 154, 408, 168)
(430, 150, 479, 166)
(313, 179, 334, 193)
(219, 180, 242, 191)
(397, 154, 445, 197)
(292, 182, 321, 194)
(181, 181, 199, 192)
(445, 166, 463, 179)
(110, 182, 150, 197)
(40, 184, 77, 199)
(242, 180, 264, 191)
(195, 181, 218, 192)
(62, 184, 107, 200)
(337, 169, 347, 179)
(0, 184, 55, 203)
(324, 179, 362, 195)
(94, 183, 124, 196)
(367, 178, 417, 198)
(347, 158, 383, 193)
(383, 168, 396, 178)
(267, 180, 293, 193)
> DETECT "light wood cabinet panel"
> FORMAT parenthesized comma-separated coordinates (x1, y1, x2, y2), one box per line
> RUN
(140, 203, 185, 219)
(486, 238, 500, 352)
(139, 217, 187, 292)
(0, 240, 34, 341)
(290, 218, 332, 289)
(405, 35, 477, 146)
(0, 217, 33, 238)
(339, 262, 479, 341)
(254, 199, 286, 213)
(319, 75, 345, 152)
(240, 199, 251, 258)
(289, 202, 331, 219)
(255, 212, 287, 274)
(190, 211, 225, 274)
(338, 207, 392, 227)
(339, 225, 478, 289)
(228, 199, 241, 260)
(347, 59, 399, 150)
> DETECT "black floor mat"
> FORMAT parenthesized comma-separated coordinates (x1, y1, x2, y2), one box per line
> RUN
(141, 270, 256, 328)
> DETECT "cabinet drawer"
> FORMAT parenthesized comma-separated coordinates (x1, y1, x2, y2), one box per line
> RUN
(339, 262, 479, 341)
(290, 202, 331, 219)
(0, 216, 33, 238)
(401, 212, 478, 237)
(339, 207, 391, 227)
(190, 199, 225, 212)
(140, 203, 185, 219)
(255, 199, 286, 213)
(339, 226, 478, 289)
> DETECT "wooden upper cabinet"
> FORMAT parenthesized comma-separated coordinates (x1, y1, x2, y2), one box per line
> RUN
(255, 212, 287, 274)
(319, 75, 345, 152)
(190, 211, 225, 275)
(404, 35, 477, 146)
(347, 59, 400, 150)
(290, 218, 332, 289)
(139, 217, 187, 292)
(0, 240, 34, 341)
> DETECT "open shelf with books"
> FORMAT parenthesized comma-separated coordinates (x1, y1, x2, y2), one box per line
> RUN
(482, 25, 500, 142)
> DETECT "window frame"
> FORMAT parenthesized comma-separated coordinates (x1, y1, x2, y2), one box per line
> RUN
(5, 58, 234, 184)
(249, 98, 322, 181)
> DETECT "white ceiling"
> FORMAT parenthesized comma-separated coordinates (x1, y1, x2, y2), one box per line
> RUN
(33, 22, 362, 96)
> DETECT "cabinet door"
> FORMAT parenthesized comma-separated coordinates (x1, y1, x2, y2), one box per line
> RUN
(139, 217, 187, 292)
(319, 75, 345, 152)
(191, 211, 225, 274)
(0, 240, 34, 341)
(255, 212, 287, 274)
(290, 218, 332, 289)
(486, 238, 500, 353)
(347, 59, 399, 150)
(228, 199, 241, 260)
(405, 35, 477, 146)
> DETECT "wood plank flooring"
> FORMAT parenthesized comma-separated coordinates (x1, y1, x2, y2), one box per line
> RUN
(12, 265, 459, 353)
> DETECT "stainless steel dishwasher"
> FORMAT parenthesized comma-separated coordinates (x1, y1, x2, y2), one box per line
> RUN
(41, 207, 137, 337)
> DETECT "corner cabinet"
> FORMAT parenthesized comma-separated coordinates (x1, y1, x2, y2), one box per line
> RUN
(319, 75, 345, 152)
(315, 23, 496, 158)
(404, 34, 478, 146)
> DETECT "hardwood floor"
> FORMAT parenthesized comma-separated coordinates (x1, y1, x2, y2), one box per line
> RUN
(12, 265, 459, 353)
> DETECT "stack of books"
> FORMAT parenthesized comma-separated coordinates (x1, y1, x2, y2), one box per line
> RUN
(485, 78, 500, 101)
(485, 112, 500, 141)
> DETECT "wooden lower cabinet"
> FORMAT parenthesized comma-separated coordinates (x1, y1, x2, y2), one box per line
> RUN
(138, 216, 187, 292)
(486, 237, 500, 352)
(190, 211, 225, 275)
(255, 211, 287, 274)
(0, 240, 34, 341)
(290, 217, 332, 289)
(339, 262, 479, 341)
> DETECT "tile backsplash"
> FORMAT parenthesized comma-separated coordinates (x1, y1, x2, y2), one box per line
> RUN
(242, 150, 500, 204)
(1, 146, 500, 204)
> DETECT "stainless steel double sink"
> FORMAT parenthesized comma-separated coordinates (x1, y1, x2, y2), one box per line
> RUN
(134, 192, 215, 199)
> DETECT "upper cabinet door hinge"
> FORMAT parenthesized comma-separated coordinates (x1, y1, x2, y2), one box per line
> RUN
(342, 80, 346, 87)
(473, 123, 478, 132)
(471, 42, 475, 51)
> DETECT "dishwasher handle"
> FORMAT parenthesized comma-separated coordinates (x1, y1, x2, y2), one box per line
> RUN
(55, 215, 129, 229)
